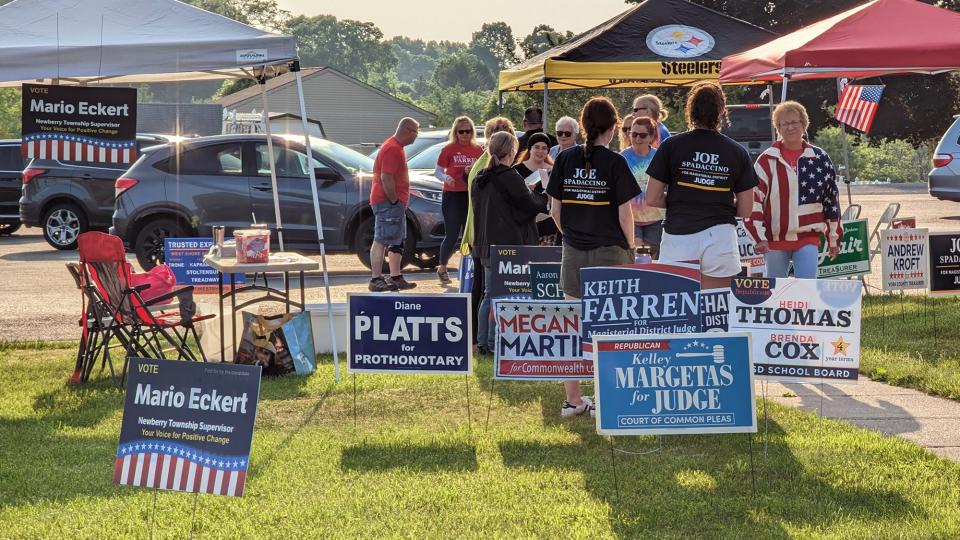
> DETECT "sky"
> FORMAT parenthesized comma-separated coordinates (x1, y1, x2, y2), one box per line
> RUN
(275, 0, 632, 43)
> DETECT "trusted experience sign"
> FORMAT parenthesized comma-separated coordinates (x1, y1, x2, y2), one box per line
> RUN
(114, 358, 262, 497)
(593, 333, 756, 436)
(728, 277, 862, 383)
(165, 237, 244, 293)
(493, 299, 588, 381)
(580, 263, 701, 360)
(347, 293, 472, 374)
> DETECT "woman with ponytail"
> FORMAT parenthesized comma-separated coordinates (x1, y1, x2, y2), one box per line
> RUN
(472, 131, 548, 354)
(546, 96, 640, 418)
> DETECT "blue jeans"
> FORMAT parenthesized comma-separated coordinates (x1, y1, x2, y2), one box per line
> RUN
(476, 265, 495, 349)
(766, 244, 820, 278)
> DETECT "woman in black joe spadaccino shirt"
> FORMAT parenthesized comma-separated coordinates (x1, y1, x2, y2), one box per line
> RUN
(645, 82, 756, 290)
(546, 96, 640, 418)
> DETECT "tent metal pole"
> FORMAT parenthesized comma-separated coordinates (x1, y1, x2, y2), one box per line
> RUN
(498, 91, 503, 112)
(259, 79, 284, 251)
(836, 78, 854, 207)
(766, 84, 776, 143)
(780, 74, 789, 103)
(542, 80, 549, 130)
(292, 62, 340, 382)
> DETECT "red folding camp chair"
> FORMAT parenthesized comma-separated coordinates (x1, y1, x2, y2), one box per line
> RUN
(76, 232, 212, 385)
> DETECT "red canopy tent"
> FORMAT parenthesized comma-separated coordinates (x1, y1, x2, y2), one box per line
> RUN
(720, 0, 960, 85)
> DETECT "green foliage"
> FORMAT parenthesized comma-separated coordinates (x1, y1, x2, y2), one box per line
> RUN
(813, 126, 933, 183)
(183, 0, 289, 31)
(432, 52, 495, 92)
(285, 15, 398, 88)
(469, 22, 520, 71)
(0, 89, 21, 139)
(519, 25, 574, 60)
(212, 79, 256, 102)
(415, 86, 491, 127)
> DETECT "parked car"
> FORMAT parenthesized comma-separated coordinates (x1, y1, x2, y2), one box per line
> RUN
(111, 134, 445, 271)
(368, 126, 486, 161)
(929, 114, 960, 201)
(0, 139, 26, 235)
(19, 134, 182, 249)
(722, 104, 774, 164)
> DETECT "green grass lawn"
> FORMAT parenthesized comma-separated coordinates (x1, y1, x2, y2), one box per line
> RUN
(3, 346, 960, 538)
(861, 294, 960, 400)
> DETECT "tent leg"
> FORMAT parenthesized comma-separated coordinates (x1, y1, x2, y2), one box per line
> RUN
(292, 62, 341, 382)
(766, 84, 777, 143)
(836, 78, 854, 208)
(542, 81, 549, 131)
(780, 74, 789, 103)
(259, 78, 284, 251)
(498, 91, 503, 113)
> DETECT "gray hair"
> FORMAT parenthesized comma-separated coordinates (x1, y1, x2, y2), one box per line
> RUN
(555, 116, 578, 132)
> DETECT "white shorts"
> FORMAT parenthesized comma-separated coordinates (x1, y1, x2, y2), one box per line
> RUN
(659, 223, 741, 278)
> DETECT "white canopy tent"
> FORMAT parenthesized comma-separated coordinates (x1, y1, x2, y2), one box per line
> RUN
(0, 0, 341, 379)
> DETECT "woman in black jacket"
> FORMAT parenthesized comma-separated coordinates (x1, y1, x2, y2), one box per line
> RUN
(473, 131, 548, 354)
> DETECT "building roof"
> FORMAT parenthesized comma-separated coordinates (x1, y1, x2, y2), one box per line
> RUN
(215, 66, 435, 120)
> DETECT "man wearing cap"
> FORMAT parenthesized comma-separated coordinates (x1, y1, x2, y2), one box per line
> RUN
(517, 107, 558, 151)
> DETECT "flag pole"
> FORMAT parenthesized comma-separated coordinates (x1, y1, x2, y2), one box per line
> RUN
(836, 78, 855, 207)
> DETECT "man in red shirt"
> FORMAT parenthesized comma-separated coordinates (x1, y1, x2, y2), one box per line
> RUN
(369, 117, 420, 292)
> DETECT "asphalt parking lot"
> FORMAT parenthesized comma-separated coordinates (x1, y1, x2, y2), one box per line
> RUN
(0, 183, 953, 342)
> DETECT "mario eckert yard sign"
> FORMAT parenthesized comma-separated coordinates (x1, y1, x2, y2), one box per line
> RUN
(21, 84, 137, 164)
(115, 358, 262, 497)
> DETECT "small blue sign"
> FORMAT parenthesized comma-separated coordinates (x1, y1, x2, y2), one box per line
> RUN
(115, 358, 262, 496)
(459, 256, 474, 294)
(580, 263, 702, 359)
(700, 287, 731, 333)
(593, 333, 756, 436)
(530, 262, 562, 300)
(347, 293, 472, 374)
(164, 237, 244, 289)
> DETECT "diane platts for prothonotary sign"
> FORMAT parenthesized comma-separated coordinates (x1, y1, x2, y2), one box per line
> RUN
(347, 293, 472, 375)
(115, 358, 262, 497)
(593, 333, 756, 436)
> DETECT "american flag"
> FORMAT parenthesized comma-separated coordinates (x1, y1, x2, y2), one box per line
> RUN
(835, 85, 884, 133)
(21, 132, 137, 164)
(113, 440, 248, 497)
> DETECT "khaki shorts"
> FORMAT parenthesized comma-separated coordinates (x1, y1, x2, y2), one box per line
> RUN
(560, 244, 635, 298)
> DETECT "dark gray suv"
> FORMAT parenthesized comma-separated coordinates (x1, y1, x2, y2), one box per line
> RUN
(111, 134, 445, 270)
(19, 134, 179, 249)
(0, 139, 26, 235)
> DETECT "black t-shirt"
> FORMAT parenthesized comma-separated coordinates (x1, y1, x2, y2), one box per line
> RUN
(645, 129, 758, 235)
(546, 145, 640, 250)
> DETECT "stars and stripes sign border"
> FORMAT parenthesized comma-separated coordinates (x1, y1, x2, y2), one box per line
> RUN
(21, 133, 137, 164)
(835, 84, 884, 134)
(113, 440, 248, 497)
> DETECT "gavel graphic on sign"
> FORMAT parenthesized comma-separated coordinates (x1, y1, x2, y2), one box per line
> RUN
(676, 345, 725, 364)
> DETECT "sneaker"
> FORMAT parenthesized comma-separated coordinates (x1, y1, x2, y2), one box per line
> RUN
(368, 276, 398, 292)
(438, 269, 451, 285)
(389, 275, 417, 290)
(476, 344, 492, 356)
(561, 396, 596, 418)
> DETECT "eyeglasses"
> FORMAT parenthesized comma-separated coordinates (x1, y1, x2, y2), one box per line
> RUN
(630, 131, 650, 139)
(622, 127, 631, 133)
(556, 130, 574, 138)
(633, 106, 650, 113)
(456, 129, 472, 135)
(777, 120, 804, 130)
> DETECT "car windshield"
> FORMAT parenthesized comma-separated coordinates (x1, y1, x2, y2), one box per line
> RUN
(288, 137, 374, 173)
(407, 142, 444, 170)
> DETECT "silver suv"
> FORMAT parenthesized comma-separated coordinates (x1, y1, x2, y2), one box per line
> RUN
(930, 114, 960, 201)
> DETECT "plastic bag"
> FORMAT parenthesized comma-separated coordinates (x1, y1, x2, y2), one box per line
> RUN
(235, 311, 315, 376)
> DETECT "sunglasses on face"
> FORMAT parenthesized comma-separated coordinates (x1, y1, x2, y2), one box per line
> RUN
(633, 106, 650, 113)
(456, 129, 472, 135)
(621, 127, 631, 133)
(556, 130, 573, 138)
(631, 131, 650, 139)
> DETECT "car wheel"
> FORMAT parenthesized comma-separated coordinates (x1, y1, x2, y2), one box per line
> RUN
(354, 215, 414, 271)
(0, 223, 20, 236)
(135, 217, 184, 270)
(42, 202, 87, 250)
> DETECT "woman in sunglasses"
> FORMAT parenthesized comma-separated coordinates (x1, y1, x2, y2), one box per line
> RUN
(549, 116, 579, 160)
(435, 116, 484, 284)
(617, 113, 635, 151)
(743, 101, 841, 278)
(632, 94, 672, 143)
(621, 116, 664, 259)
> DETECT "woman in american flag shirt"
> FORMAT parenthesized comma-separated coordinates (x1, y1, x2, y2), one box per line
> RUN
(745, 101, 842, 278)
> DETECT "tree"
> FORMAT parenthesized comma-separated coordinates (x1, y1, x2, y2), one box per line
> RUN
(184, 0, 289, 31)
(0, 89, 20, 139)
(469, 22, 520, 71)
(519, 25, 574, 60)
(432, 52, 495, 92)
(285, 15, 398, 86)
